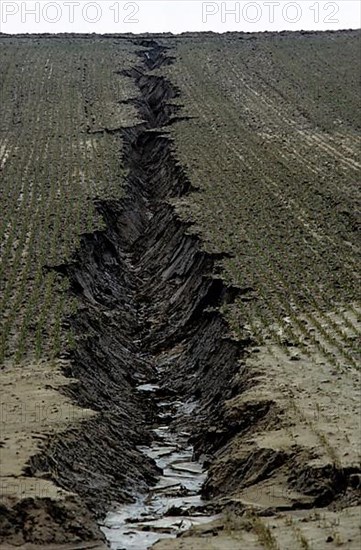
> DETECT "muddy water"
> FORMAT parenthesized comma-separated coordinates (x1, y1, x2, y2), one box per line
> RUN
(100, 384, 217, 549)
(97, 40, 223, 549)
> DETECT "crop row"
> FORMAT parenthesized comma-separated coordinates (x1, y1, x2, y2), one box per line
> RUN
(168, 33, 360, 374)
(0, 37, 137, 364)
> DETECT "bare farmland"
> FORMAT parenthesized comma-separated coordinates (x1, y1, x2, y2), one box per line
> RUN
(0, 31, 360, 549)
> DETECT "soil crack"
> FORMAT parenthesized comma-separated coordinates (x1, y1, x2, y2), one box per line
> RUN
(23, 39, 247, 548)
(96, 40, 246, 548)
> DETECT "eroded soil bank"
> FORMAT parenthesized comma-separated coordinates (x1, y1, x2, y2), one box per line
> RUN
(1, 40, 248, 546)
(1, 37, 360, 549)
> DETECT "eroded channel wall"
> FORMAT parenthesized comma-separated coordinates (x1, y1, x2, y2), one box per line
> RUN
(21, 40, 249, 541)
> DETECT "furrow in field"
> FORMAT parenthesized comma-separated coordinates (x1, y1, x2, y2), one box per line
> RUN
(178, 52, 360, 271)
(167, 40, 360, 381)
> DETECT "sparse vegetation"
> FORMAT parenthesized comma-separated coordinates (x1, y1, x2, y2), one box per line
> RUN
(247, 511, 280, 550)
(0, 31, 360, 549)
(0, 37, 137, 364)
(168, 32, 360, 373)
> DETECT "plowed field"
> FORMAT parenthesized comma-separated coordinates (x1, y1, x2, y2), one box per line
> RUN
(0, 30, 360, 550)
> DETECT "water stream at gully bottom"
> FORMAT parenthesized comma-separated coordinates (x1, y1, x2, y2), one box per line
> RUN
(100, 382, 218, 549)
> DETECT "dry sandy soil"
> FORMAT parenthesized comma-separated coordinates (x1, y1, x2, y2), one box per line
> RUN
(0, 30, 360, 549)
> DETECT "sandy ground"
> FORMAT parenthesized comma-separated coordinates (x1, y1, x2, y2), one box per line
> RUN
(153, 507, 361, 549)
(151, 306, 361, 548)
(0, 361, 103, 545)
(1, 359, 93, 502)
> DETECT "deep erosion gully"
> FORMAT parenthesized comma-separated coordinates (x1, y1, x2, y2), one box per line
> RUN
(25, 39, 359, 550)
(28, 39, 247, 548)
(96, 41, 245, 548)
